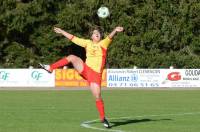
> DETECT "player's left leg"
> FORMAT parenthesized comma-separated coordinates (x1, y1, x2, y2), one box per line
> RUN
(90, 82, 111, 128)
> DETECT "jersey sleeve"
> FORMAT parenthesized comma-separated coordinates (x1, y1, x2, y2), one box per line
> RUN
(100, 36, 112, 49)
(71, 36, 89, 48)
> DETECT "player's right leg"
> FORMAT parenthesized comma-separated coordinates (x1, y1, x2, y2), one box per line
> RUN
(40, 55, 84, 73)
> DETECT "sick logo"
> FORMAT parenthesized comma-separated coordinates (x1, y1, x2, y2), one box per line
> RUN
(167, 72, 181, 81)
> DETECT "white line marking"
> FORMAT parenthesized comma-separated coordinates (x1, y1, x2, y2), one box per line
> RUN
(81, 122, 125, 132)
(81, 112, 200, 132)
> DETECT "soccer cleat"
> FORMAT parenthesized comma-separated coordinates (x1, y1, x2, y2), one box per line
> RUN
(102, 118, 111, 128)
(39, 63, 52, 73)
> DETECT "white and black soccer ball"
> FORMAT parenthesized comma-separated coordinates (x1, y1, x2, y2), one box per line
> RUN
(97, 6, 110, 18)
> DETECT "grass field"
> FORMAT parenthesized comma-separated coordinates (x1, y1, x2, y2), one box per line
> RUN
(0, 89, 200, 132)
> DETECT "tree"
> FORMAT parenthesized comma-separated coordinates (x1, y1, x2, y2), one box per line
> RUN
(0, 0, 199, 68)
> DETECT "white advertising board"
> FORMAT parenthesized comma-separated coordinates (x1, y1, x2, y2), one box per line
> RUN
(107, 69, 200, 88)
(161, 69, 200, 87)
(0, 69, 55, 87)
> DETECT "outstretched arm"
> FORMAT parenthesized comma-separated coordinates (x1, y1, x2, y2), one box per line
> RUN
(54, 27, 74, 40)
(54, 27, 88, 47)
(108, 26, 124, 39)
(100, 26, 124, 49)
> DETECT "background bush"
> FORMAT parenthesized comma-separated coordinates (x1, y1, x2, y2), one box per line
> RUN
(0, 0, 199, 68)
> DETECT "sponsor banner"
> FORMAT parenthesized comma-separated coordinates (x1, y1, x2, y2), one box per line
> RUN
(107, 69, 161, 87)
(55, 69, 107, 87)
(161, 69, 200, 87)
(0, 69, 55, 87)
(107, 69, 200, 88)
(27, 70, 55, 87)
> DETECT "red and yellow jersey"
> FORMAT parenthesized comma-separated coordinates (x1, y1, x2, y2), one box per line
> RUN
(71, 36, 112, 73)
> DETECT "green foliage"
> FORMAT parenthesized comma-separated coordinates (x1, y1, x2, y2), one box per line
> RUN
(0, 0, 199, 68)
(2, 42, 37, 68)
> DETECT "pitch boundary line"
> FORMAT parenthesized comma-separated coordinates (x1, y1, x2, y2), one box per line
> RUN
(81, 111, 200, 132)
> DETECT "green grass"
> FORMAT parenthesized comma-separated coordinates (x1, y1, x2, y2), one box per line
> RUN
(0, 90, 200, 132)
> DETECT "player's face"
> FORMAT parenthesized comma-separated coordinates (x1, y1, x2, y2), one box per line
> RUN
(91, 30, 101, 42)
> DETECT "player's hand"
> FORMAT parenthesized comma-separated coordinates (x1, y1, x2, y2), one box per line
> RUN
(54, 27, 63, 34)
(115, 26, 124, 32)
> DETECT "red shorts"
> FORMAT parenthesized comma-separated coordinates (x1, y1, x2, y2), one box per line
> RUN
(80, 63, 102, 86)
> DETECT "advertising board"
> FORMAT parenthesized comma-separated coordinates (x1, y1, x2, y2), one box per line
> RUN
(107, 69, 200, 88)
(0, 69, 55, 87)
(55, 69, 107, 87)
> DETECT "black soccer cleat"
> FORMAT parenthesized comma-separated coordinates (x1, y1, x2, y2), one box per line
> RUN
(102, 118, 111, 128)
(39, 63, 52, 73)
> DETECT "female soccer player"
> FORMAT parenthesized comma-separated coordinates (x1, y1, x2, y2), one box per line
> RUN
(40, 26, 124, 128)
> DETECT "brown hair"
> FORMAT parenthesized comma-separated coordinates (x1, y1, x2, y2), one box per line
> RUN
(89, 26, 104, 39)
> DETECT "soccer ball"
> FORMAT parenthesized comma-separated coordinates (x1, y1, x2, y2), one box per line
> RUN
(97, 7, 110, 18)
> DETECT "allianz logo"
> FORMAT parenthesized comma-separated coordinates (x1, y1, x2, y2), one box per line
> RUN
(131, 74, 138, 82)
(0, 71, 10, 80)
(31, 71, 43, 80)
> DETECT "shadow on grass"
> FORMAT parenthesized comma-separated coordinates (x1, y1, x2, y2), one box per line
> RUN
(110, 118, 172, 128)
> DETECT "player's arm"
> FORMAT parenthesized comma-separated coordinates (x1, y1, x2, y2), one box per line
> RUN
(101, 26, 124, 49)
(54, 27, 87, 47)
(54, 27, 74, 40)
(108, 26, 124, 39)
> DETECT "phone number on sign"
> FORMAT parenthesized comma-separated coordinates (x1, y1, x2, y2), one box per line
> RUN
(108, 82, 159, 87)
